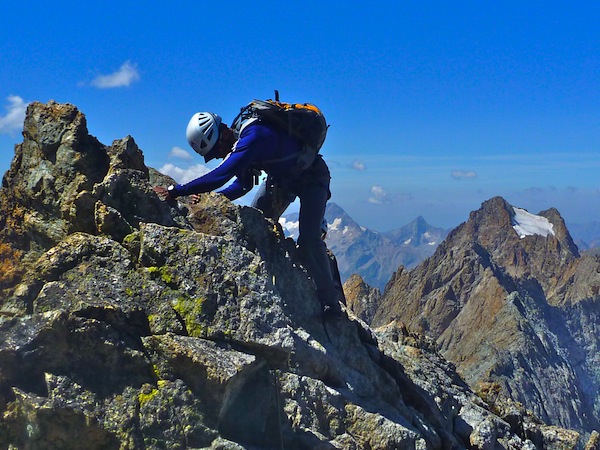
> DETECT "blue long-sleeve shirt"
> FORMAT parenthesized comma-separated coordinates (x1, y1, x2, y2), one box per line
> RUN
(171, 120, 303, 200)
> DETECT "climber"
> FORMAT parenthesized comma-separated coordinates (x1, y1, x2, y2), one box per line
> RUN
(154, 112, 343, 318)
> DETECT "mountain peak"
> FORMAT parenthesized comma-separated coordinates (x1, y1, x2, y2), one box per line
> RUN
(463, 196, 579, 263)
(323, 201, 346, 217)
(383, 215, 448, 249)
(413, 215, 428, 227)
(373, 195, 600, 434)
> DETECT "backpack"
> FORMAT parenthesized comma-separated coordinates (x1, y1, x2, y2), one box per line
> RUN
(231, 91, 328, 171)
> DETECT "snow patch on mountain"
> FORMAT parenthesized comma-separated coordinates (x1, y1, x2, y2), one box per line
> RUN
(512, 207, 555, 238)
(329, 218, 342, 230)
(329, 217, 351, 234)
(279, 217, 299, 237)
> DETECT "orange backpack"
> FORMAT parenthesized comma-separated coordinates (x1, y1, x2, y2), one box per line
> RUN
(232, 91, 328, 170)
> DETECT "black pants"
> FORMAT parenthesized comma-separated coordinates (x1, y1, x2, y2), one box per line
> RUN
(251, 157, 338, 308)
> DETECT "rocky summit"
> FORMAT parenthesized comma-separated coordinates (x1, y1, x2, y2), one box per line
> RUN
(372, 196, 600, 441)
(0, 101, 592, 449)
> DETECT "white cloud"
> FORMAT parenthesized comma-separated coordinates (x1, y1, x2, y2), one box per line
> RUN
(451, 170, 477, 180)
(91, 61, 140, 88)
(169, 146, 193, 160)
(367, 185, 413, 204)
(352, 159, 366, 171)
(368, 185, 390, 204)
(158, 163, 210, 184)
(0, 95, 27, 134)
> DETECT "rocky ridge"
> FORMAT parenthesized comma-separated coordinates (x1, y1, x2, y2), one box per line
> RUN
(372, 196, 600, 439)
(0, 101, 589, 449)
(343, 274, 381, 324)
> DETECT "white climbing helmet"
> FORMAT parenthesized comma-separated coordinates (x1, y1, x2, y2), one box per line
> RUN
(186, 112, 222, 158)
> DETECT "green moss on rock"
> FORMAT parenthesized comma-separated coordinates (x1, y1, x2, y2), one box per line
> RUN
(172, 294, 206, 337)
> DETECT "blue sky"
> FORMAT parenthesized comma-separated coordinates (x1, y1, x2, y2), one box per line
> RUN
(1, 1, 599, 231)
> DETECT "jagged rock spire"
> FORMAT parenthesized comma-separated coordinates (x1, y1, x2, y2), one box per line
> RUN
(0, 101, 187, 300)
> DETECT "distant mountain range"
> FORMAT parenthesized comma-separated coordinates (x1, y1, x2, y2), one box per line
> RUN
(280, 204, 600, 291)
(364, 196, 600, 436)
(569, 221, 600, 252)
(280, 202, 449, 290)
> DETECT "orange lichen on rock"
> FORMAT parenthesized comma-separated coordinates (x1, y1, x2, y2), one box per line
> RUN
(0, 242, 23, 288)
